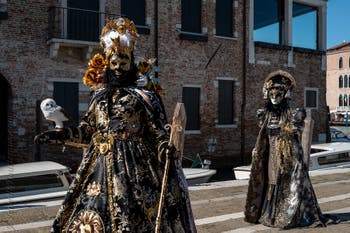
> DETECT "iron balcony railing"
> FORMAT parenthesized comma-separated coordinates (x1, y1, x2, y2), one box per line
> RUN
(48, 6, 118, 42)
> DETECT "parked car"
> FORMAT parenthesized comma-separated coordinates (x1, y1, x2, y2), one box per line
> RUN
(0, 161, 72, 205)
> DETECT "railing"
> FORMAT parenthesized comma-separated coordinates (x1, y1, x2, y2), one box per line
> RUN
(336, 106, 350, 112)
(48, 7, 118, 42)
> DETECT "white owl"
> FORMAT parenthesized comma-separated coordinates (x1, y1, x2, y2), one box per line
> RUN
(40, 98, 71, 128)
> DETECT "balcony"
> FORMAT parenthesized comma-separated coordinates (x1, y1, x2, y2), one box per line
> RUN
(47, 6, 114, 59)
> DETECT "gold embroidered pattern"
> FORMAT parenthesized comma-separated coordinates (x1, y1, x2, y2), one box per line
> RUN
(87, 181, 102, 197)
(62, 149, 100, 231)
(99, 143, 110, 154)
(106, 153, 117, 232)
(68, 210, 104, 233)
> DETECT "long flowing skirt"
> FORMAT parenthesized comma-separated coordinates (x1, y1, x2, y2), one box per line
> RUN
(52, 139, 196, 233)
(259, 162, 339, 229)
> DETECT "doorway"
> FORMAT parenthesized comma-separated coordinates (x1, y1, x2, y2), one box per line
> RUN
(0, 75, 9, 162)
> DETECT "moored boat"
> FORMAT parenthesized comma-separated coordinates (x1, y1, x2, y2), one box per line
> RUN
(183, 168, 217, 185)
(233, 142, 350, 179)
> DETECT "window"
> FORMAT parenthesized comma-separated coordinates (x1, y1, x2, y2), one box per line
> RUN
(349, 57, 350, 68)
(218, 79, 234, 125)
(253, 0, 325, 50)
(216, 0, 233, 37)
(292, 3, 317, 49)
(339, 57, 343, 69)
(339, 76, 343, 88)
(254, 0, 283, 44)
(181, 0, 201, 33)
(345, 75, 349, 88)
(339, 95, 343, 107)
(67, 0, 100, 41)
(345, 94, 348, 106)
(0, 0, 8, 19)
(182, 86, 200, 131)
(53, 82, 79, 124)
(121, 0, 146, 26)
(304, 88, 318, 109)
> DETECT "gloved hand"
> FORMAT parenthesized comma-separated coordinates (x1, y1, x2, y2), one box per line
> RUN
(158, 141, 178, 162)
(34, 128, 71, 144)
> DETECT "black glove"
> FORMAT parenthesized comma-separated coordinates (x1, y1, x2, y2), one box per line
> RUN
(34, 128, 71, 144)
(158, 141, 178, 162)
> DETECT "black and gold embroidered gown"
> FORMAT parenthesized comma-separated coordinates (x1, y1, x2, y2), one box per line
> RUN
(244, 103, 338, 229)
(52, 86, 196, 233)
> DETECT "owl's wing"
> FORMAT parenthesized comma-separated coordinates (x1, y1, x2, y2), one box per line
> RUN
(57, 106, 73, 121)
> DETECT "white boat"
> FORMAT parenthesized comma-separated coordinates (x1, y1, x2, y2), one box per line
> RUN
(233, 142, 350, 180)
(0, 161, 72, 205)
(231, 165, 251, 180)
(183, 168, 217, 185)
(309, 142, 350, 170)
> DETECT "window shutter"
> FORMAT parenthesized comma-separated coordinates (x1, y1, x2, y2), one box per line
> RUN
(53, 82, 79, 125)
(216, 0, 233, 37)
(182, 87, 200, 130)
(181, 0, 201, 33)
(218, 80, 234, 124)
(306, 90, 317, 108)
(121, 0, 146, 26)
(67, 0, 100, 41)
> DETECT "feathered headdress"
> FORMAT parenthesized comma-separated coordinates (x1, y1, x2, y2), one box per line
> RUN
(100, 17, 139, 59)
(82, 17, 164, 94)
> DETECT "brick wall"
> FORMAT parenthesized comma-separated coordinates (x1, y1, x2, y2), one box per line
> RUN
(0, 0, 329, 171)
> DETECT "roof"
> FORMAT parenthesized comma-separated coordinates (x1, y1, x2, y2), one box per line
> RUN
(0, 161, 70, 179)
(327, 42, 350, 52)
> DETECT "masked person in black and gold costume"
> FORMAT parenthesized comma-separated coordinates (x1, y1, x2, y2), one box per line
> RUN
(35, 18, 196, 233)
(244, 70, 339, 229)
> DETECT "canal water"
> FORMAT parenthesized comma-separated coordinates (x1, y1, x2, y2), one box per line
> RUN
(332, 126, 350, 137)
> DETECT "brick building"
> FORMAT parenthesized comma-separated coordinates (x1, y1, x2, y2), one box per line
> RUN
(326, 42, 350, 118)
(0, 0, 329, 171)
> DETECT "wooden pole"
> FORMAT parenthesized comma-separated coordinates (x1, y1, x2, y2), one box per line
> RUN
(155, 103, 186, 233)
(302, 109, 314, 167)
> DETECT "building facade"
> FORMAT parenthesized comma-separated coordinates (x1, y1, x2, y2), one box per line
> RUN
(0, 0, 328, 170)
(327, 42, 350, 118)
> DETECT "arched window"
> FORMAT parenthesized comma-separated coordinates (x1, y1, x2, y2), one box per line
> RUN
(339, 95, 343, 106)
(345, 75, 348, 88)
(339, 75, 343, 88)
(339, 57, 343, 69)
(345, 94, 348, 106)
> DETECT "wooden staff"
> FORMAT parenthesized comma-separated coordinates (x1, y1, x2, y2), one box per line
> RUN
(155, 103, 186, 233)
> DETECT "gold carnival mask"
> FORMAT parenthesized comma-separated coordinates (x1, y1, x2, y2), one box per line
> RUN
(263, 70, 296, 100)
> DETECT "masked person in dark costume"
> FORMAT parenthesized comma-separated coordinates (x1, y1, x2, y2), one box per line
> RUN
(244, 70, 339, 229)
(35, 18, 197, 233)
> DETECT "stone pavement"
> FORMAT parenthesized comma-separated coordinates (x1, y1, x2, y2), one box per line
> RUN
(190, 168, 350, 233)
(0, 168, 349, 233)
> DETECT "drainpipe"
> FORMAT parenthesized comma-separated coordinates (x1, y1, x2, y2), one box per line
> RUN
(154, 0, 159, 66)
(240, 0, 247, 164)
(35, 100, 42, 161)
